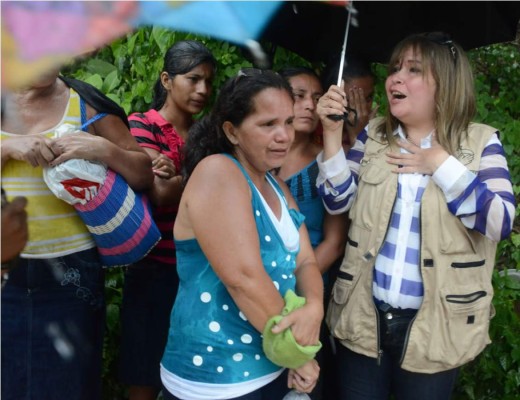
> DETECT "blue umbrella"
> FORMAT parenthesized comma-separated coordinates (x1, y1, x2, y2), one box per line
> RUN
(2, 0, 284, 89)
(133, 1, 284, 66)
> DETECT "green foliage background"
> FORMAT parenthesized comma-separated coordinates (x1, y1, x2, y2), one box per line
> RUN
(63, 27, 519, 399)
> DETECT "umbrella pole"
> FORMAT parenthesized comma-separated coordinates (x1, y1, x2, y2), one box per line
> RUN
(328, 1, 358, 122)
(336, 1, 356, 86)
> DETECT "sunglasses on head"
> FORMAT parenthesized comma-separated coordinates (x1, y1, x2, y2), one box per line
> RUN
(423, 32, 457, 63)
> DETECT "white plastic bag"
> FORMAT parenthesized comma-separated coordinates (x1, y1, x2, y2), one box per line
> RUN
(43, 123, 107, 205)
(283, 390, 311, 400)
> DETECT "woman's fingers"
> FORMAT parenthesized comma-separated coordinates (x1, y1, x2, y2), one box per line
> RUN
(152, 155, 176, 179)
(39, 139, 58, 163)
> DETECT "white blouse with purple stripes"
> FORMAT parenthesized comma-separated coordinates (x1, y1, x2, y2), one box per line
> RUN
(316, 125, 515, 310)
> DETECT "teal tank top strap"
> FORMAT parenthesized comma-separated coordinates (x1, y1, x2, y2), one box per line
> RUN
(222, 153, 256, 190)
(222, 153, 287, 203)
(265, 170, 305, 229)
(221, 153, 305, 229)
(266, 172, 288, 207)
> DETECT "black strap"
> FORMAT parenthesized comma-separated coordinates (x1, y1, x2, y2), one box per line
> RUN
(59, 75, 129, 129)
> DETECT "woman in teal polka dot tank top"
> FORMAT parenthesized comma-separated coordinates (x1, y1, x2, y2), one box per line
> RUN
(160, 69, 324, 400)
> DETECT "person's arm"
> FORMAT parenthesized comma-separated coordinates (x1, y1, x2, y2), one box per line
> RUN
(1, 194, 28, 264)
(49, 108, 153, 192)
(181, 154, 286, 332)
(288, 224, 324, 345)
(431, 134, 515, 241)
(315, 130, 369, 215)
(127, 115, 184, 206)
(313, 212, 348, 275)
(317, 84, 347, 162)
(288, 359, 320, 393)
(142, 149, 183, 206)
(269, 180, 324, 346)
(1, 135, 56, 169)
(315, 84, 366, 215)
(387, 133, 516, 242)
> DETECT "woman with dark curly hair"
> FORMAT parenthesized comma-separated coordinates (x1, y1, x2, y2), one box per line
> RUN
(118, 40, 217, 400)
(161, 69, 324, 400)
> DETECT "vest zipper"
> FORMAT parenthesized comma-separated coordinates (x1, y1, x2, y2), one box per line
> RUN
(375, 305, 383, 365)
(375, 183, 398, 366)
(399, 313, 417, 365)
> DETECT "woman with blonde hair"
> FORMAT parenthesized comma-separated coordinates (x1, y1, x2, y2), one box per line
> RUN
(316, 32, 516, 399)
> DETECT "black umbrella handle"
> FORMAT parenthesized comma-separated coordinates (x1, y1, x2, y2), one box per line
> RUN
(327, 114, 344, 122)
(326, 107, 358, 126)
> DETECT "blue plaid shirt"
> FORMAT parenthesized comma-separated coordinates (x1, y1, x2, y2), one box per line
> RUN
(316, 125, 516, 309)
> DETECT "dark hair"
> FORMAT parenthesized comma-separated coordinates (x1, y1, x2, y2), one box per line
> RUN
(182, 68, 293, 183)
(321, 54, 375, 90)
(278, 66, 320, 82)
(151, 40, 217, 110)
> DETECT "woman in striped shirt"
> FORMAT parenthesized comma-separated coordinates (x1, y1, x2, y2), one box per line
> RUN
(315, 32, 515, 400)
(118, 40, 217, 400)
(1, 69, 153, 400)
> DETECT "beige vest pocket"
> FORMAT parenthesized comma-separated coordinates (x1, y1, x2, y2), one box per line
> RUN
(326, 276, 359, 341)
(426, 287, 492, 365)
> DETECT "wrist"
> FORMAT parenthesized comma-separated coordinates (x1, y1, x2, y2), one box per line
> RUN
(303, 299, 324, 319)
(322, 133, 344, 161)
(432, 152, 450, 174)
(1, 143, 14, 166)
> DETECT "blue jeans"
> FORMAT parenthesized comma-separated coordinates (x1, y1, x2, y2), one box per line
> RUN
(336, 344, 459, 400)
(1, 248, 105, 400)
(118, 259, 179, 387)
(161, 369, 290, 400)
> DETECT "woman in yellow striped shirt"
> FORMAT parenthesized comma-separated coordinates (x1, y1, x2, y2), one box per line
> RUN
(0, 69, 153, 400)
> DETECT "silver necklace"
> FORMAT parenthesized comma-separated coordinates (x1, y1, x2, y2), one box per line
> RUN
(405, 134, 421, 147)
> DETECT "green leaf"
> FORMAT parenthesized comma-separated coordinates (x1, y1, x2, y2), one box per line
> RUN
(152, 26, 174, 54)
(83, 74, 103, 90)
(102, 70, 121, 94)
(86, 59, 117, 76)
(509, 232, 520, 246)
(106, 93, 122, 107)
(105, 304, 120, 331)
(127, 31, 138, 54)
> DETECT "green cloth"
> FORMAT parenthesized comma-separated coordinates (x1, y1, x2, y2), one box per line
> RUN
(262, 289, 322, 369)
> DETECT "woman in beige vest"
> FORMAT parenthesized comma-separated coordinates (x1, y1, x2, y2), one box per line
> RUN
(315, 32, 515, 400)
